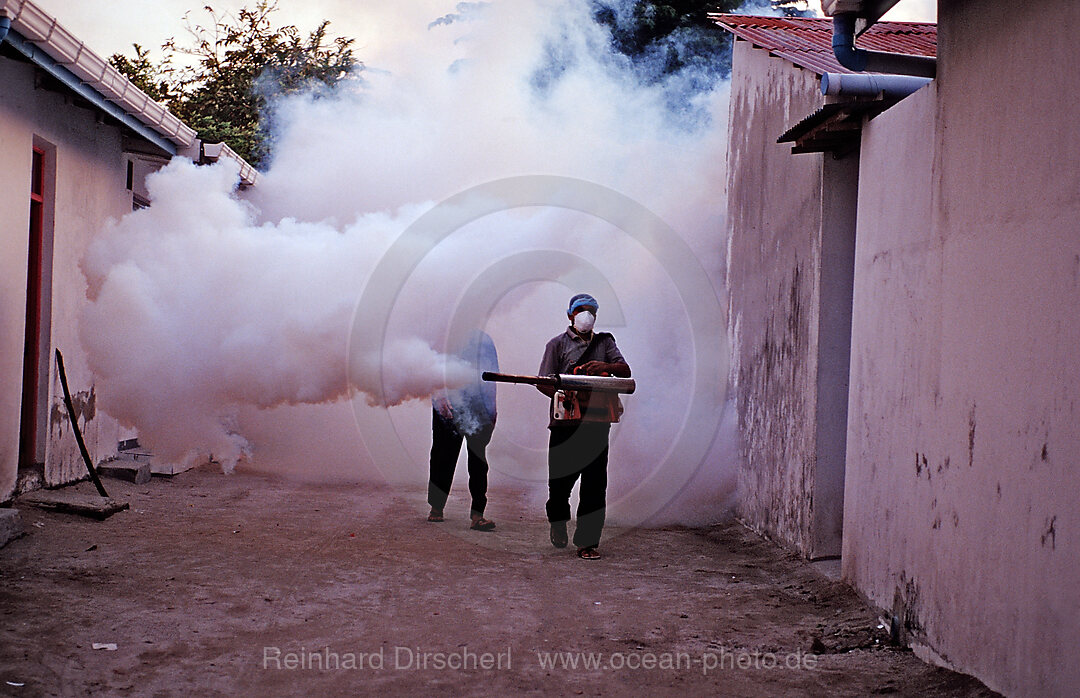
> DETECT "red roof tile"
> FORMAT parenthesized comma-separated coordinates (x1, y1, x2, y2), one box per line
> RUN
(711, 14, 936, 76)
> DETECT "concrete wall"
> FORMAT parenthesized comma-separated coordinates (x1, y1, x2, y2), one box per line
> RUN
(844, 1, 1080, 694)
(1, 53, 134, 499)
(726, 39, 852, 557)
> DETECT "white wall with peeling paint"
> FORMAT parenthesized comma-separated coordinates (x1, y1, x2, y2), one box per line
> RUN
(844, 1, 1080, 695)
(0, 53, 135, 498)
(726, 39, 854, 559)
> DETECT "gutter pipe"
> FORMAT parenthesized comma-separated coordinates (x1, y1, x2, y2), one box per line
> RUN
(0, 15, 11, 43)
(821, 72, 931, 97)
(1, 26, 178, 156)
(832, 13, 936, 78)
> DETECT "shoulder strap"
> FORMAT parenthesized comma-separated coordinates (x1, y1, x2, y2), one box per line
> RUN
(572, 332, 611, 370)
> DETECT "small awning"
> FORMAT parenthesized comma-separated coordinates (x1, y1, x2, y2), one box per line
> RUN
(777, 98, 898, 155)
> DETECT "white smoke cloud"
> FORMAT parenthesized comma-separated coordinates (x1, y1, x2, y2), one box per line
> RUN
(80, 159, 476, 469)
(79, 0, 738, 523)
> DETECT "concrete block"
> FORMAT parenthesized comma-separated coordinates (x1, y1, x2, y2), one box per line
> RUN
(115, 447, 194, 476)
(0, 509, 26, 548)
(98, 458, 151, 484)
(150, 459, 195, 476)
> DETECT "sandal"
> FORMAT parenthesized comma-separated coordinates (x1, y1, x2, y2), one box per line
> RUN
(550, 522, 568, 549)
(427, 508, 444, 522)
(576, 546, 601, 560)
(470, 515, 496, 532)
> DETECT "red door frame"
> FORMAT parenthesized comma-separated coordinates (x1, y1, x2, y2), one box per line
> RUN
(18, 147, 46, 470)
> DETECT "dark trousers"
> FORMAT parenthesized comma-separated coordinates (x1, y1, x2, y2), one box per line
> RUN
(428, 410, 492, 516)
(546, 422, 610, 549)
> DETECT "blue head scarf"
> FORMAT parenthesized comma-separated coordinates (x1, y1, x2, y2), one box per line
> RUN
(568, 293, 598, 314)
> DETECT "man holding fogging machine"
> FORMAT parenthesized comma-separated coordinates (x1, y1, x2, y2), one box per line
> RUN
(536, 293, 631, 560)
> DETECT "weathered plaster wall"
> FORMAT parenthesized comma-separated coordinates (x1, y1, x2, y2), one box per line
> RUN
(725, 39, 826, 555)
(0, 59, 33, 500)
(845, 2, 1080, 694)
(1, 54, 131, 498)
(844, 78, 943, 655)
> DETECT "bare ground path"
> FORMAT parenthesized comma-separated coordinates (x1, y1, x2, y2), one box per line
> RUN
(1, 467, 996, 696)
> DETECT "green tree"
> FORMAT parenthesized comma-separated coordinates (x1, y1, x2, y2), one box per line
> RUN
(107, 43, 175, 103)
(592, 0, 812, 80)
(109, 1, 357, 168)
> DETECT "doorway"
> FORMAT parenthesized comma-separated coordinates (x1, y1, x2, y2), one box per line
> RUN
(810, 153, 859, 560)
(18, 141, 55, 482)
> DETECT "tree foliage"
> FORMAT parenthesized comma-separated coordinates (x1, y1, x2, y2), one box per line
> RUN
(108, 44, 175, 103)
(109, 1, 357, 167)
(591, 0, 812, 80)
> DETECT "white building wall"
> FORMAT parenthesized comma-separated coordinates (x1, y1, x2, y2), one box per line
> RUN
(844, 1, 1080, 694)
(1, 53, 134, 498)
(0, 61, 31, 500)
(725, 39, 828, 555)
(844, 79, 946, 652)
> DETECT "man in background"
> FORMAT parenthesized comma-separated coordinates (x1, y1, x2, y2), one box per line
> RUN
(427, 330, 498, 531)
(537, 294, 631, 560)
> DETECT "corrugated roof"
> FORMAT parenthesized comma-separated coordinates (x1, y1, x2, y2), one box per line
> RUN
(777, 100, 898, 155)
(711, 14, 936, 76)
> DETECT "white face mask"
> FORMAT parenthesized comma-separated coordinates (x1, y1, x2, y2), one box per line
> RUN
(573, 311, 596, 333)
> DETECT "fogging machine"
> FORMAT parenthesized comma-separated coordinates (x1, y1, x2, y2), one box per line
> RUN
(481, 371, 635, 422)
(481, 372, 636, 394)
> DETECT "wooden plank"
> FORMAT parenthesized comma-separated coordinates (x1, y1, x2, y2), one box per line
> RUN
(18, 491, 128, 520)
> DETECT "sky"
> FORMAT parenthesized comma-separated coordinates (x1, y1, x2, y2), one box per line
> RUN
(39, 0, 937, 69)
(37, 1, 483, 66)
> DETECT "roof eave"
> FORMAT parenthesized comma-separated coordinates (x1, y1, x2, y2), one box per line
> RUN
(2, 27, 179, 157)
(201, 142, 259, 187)
(776, 98, 898, 156)
(821, 0, 903, 33)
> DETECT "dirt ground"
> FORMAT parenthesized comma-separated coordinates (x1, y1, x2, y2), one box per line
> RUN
(1, 467, 997, 697)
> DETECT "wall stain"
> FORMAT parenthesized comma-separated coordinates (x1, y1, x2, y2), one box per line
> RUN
(967, 403, 977, 468)
(1041, 516, 1057, 550)
(787, 264, 802, 342)
(914, 452, 931, 480)
(1040, 443, 1048, 462)
(73, 387, 97, 422)
(736, 257, 814, 553)
(891, 575, 925, 646)
(49, 401, 67, 435)
(48, 386, 97, 434)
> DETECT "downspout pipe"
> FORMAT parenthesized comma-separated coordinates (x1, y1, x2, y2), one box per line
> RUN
(832, 13, 936, 78)
(821, 72, 931, 97)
